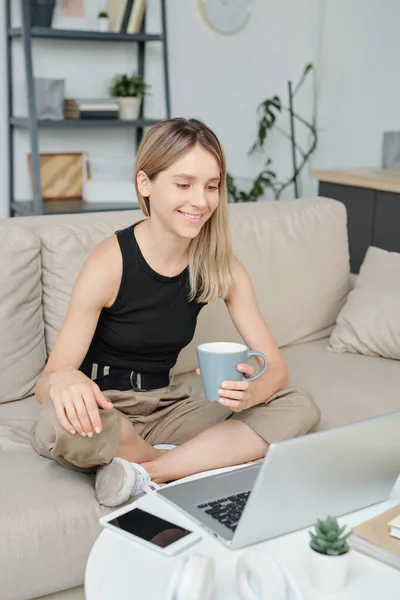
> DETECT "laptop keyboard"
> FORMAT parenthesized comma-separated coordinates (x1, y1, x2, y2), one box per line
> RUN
(197, 491, 250, 532)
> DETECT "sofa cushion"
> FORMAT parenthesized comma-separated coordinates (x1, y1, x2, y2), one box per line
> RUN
(281, 338, 400, 430)
(329, 246, 400, 360)
(35, 588, 84, 600)
(0, 227, 46, 403)
(0, 396, 111, 600)
(38, 213, 143, 354)
(177, 197, 350, 373)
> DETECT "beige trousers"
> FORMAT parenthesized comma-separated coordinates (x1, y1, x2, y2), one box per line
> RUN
(30, 378, 320, 472)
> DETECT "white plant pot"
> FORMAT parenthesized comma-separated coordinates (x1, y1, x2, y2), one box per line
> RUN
(98, 17, 109, 32)
(309, 548, 351, 593)
(117, 97, 141, 121)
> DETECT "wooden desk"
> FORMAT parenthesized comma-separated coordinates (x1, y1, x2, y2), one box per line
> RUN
(312, 168, 400, 273)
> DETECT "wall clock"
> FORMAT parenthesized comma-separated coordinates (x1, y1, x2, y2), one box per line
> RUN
(200, 0, 253, 35)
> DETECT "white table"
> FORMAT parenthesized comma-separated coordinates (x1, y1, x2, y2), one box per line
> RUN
(85, 483, 400, 600)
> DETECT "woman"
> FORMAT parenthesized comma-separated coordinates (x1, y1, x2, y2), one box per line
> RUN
(31, 118, 320, 507)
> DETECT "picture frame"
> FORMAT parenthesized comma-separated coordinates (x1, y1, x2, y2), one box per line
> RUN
(59, 0, 85, 18)
(53, 0, 93, 30)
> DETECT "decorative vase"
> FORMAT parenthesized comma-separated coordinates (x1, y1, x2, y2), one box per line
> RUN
(309, 548, 351, 593)
(34, 77, 65, 120)
(117, 97, 141, 121)
(382, 131, 400, 169)
(98, 17, 110, 32)
(30, 0, 56, 27)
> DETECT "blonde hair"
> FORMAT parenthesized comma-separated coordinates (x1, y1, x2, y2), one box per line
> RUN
(134, 118, 235, 303)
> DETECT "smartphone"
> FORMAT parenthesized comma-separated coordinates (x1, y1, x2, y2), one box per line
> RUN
(100, 505, 202, 557)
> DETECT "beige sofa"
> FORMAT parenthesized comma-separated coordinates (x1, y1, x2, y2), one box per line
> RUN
(1, 197, 400, 600)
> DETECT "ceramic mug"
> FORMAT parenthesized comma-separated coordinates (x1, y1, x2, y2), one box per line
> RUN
(196, 342, 268, 402)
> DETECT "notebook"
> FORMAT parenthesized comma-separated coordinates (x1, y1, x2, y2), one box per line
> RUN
(351, 505, 400, 570)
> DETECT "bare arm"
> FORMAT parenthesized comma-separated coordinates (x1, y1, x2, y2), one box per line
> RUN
(220, 256, 289, 411)
(35, 235, 122, 434)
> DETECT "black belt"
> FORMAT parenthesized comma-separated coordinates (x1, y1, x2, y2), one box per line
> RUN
(93, 367, 170, 392)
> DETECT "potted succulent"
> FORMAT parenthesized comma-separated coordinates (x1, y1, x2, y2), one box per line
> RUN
(308, 515, 352, 593)
(30, 0, 56, 27)
(109, 73, 150, 121)
(97, 10, 109, 32)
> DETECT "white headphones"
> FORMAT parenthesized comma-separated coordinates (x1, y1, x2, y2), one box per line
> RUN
(236, 551, 304, 600)
(166, 550, 304, 600)
(166, 553, 215, 600)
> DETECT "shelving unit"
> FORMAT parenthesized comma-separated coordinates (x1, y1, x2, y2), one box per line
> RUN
(8, 26, 164, 42)
(10, 117, 161, 129)
(6, 0, 171, 217)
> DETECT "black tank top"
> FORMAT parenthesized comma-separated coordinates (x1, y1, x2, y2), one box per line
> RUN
(80, 223, 206, 375)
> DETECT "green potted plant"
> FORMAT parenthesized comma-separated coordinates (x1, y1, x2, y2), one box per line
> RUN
(308, 515, 352, 593)
(97, 10, 109, 32)
(227, 63, 317, 203)
(109, 73, 150, 121)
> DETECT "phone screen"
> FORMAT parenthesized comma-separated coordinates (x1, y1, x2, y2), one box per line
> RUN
(109, 508, 193, 548)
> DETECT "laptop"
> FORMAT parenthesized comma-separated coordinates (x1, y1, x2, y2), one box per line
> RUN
(157, 410, 400, 549)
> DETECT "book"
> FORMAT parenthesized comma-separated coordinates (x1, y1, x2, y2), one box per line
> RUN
(64, 99, 119, 119)
(350, 505, 400, 570)
(79, 111, 118, 120)
(126, 0, 146, 34)
(120, 0, 134, 32)
(65, 103, 118, 111)
(65, 98, 119, 110)
(106, 0, 128, 32)
(65, 110, 119, 120)
(388, 514, 400, 540)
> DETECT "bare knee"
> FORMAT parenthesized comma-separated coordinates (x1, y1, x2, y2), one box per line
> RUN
(119, 416, 137, 443)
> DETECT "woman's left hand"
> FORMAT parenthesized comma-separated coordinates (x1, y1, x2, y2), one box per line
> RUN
(196, 363, 255, 412)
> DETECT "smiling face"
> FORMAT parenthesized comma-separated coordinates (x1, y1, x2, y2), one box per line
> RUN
(136, 143, 221, 240)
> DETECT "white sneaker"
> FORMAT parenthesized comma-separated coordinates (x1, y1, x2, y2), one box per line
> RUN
(95, 458, 159, 507)
(154, 444, 176, 451)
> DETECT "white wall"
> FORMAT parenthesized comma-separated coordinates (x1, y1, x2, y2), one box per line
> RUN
(1, 0, 400, 218)
(315, 0, 400, 170)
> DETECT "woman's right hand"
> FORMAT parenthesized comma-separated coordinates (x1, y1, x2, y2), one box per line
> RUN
(49, 368, 114, 437)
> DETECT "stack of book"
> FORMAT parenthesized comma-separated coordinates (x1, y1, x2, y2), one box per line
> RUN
(106, 0, 146, 34)
(64, 99, 119, 120)
(350, 505, 400, 570)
